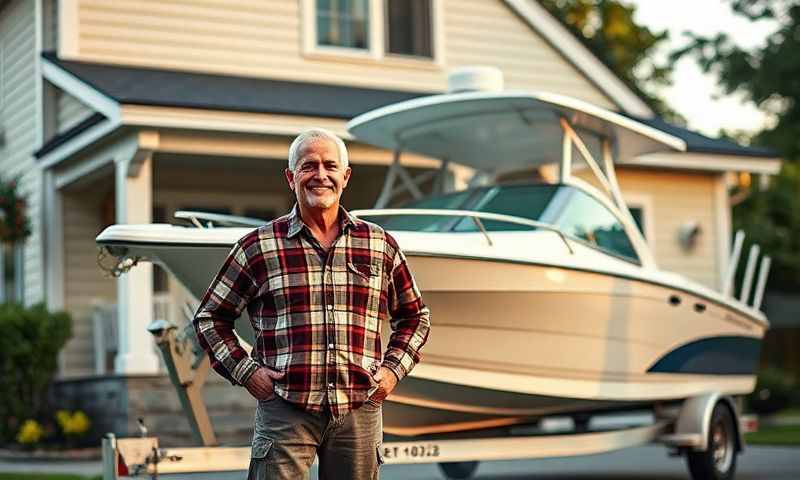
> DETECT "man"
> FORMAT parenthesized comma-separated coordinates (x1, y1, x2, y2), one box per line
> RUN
(193, 128, 430, 480)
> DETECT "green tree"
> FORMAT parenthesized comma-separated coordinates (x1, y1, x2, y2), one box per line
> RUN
(539, 0, 684, 123)
(673, 0, 800, 291)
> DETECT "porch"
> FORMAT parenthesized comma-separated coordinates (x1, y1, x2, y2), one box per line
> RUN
(47, 128, 446, 380)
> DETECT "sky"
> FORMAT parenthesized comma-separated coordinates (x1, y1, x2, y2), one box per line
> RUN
(627, 0, 779, 137)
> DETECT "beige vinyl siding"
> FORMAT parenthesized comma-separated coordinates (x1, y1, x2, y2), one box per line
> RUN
(613, 168, 719, 289)
(0, 0, 44, 304)
(69, 0, 616, 109)
(61, 185, 116, 377)
(57, 88, 93, 133)
(445, 1, 611, 104)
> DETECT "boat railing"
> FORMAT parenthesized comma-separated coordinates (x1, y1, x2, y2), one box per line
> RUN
(722, 230, 772, 311)
(350, 208, 574, 253)
(174, 210, 266, 228)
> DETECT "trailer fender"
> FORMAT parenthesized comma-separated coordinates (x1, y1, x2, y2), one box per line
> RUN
(660, 393, 742, 452)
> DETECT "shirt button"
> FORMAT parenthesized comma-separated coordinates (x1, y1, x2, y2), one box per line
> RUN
(327, 304, 334, 311)
(328, 382, 334, 388)
(328, 343, 334, 349)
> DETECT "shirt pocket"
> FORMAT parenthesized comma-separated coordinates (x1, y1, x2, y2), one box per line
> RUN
(347, 261, 380, 281)
(346, 261, 384, 318)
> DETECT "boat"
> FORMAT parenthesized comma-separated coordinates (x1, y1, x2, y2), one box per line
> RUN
(96, 74, 770, 438)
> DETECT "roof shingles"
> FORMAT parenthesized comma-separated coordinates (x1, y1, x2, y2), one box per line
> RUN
(41, 52, 777, 160)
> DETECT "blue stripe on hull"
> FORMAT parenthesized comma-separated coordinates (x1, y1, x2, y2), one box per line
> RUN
(647, 336, 762, 375)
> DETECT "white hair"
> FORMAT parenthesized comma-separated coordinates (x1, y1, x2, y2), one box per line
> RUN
(287, 128, 349, 172)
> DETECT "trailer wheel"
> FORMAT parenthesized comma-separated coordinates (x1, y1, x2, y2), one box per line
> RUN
(438, 461, 479, 479)
(686, 403, 737, 480)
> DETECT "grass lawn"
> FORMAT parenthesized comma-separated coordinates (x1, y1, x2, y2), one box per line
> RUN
(746, 425, 800, 446)
(0, 475, 100, 480)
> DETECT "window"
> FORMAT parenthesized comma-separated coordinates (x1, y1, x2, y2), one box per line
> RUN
(369, 189, 475, 232)
(304, 0, 440, 62)
(385, 0, 433, 58)
(623, 193, 655, 253)
(629, 207, 646, 238)
(316, 0, 370, 50)
(365, 183, 639, 262)
(453, 185, 560, 231)
(556, 189, 638, 262)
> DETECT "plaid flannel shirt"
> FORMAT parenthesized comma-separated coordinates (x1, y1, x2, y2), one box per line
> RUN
(193, 206, 430, 415)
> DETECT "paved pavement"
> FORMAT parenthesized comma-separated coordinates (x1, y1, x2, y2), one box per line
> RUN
(0, 458, 101, 475)
(1, 445, 799, 479)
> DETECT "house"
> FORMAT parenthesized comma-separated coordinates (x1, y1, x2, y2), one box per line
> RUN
(0, 0, 782, 443)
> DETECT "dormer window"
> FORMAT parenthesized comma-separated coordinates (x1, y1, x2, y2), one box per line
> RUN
(304, 0, 441, 63)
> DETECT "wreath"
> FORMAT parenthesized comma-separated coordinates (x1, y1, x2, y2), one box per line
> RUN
(0, 178, 31, 244)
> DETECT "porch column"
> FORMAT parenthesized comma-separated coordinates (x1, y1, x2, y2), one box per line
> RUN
(43, 170, 64, 311)
(114, 148, 160, 374)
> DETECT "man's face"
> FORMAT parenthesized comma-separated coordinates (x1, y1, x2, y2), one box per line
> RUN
(285, 138, 351, 212)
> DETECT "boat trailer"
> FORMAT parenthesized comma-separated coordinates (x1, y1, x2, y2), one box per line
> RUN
(100, 321, 755, 480)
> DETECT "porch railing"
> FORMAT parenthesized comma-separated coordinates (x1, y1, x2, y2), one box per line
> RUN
(91, 295, 174, 374)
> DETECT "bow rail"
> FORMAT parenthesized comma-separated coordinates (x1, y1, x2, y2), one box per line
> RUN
(351, 208, 574, 253)
(174, 210, 266, 228)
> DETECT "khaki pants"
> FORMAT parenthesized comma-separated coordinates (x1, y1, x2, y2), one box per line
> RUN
(248, 396, 384, 480)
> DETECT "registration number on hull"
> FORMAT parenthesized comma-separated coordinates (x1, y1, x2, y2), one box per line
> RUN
(381, 443, 441, 462)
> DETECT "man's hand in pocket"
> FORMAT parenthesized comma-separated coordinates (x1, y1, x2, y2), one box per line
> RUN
(245, 367, 285, 400)
(369, 366, 398, 404)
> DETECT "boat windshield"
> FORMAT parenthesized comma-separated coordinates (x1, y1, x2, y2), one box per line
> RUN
(369, 184, 639, 262)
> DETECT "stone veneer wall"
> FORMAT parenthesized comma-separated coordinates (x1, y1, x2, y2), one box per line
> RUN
(51, 376, 129, 445)
(53, 373, 256, 447)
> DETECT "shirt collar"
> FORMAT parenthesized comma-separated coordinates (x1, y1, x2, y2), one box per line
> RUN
(287, 204, 357, 239)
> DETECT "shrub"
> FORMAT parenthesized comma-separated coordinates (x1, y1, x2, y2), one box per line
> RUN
(0, 303, 72, 445)
(747, 367, 798, 415)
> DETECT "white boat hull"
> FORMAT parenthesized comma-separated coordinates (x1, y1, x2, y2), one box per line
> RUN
(379, 253, 763, 435)
(97, 228, 765, 437)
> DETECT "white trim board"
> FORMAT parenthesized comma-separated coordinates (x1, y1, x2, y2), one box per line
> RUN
(41, 57, 120, 120)
(54, 151, 114, 189)
(38, 106, 440, 170)
(41, 105, 780, 176)
(121, 105, 352, 138)
(625, 152, 782, 175)
(43, 170, 64, 311)
(502, 0, 653, 117)
(38, 117, 121, 168)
